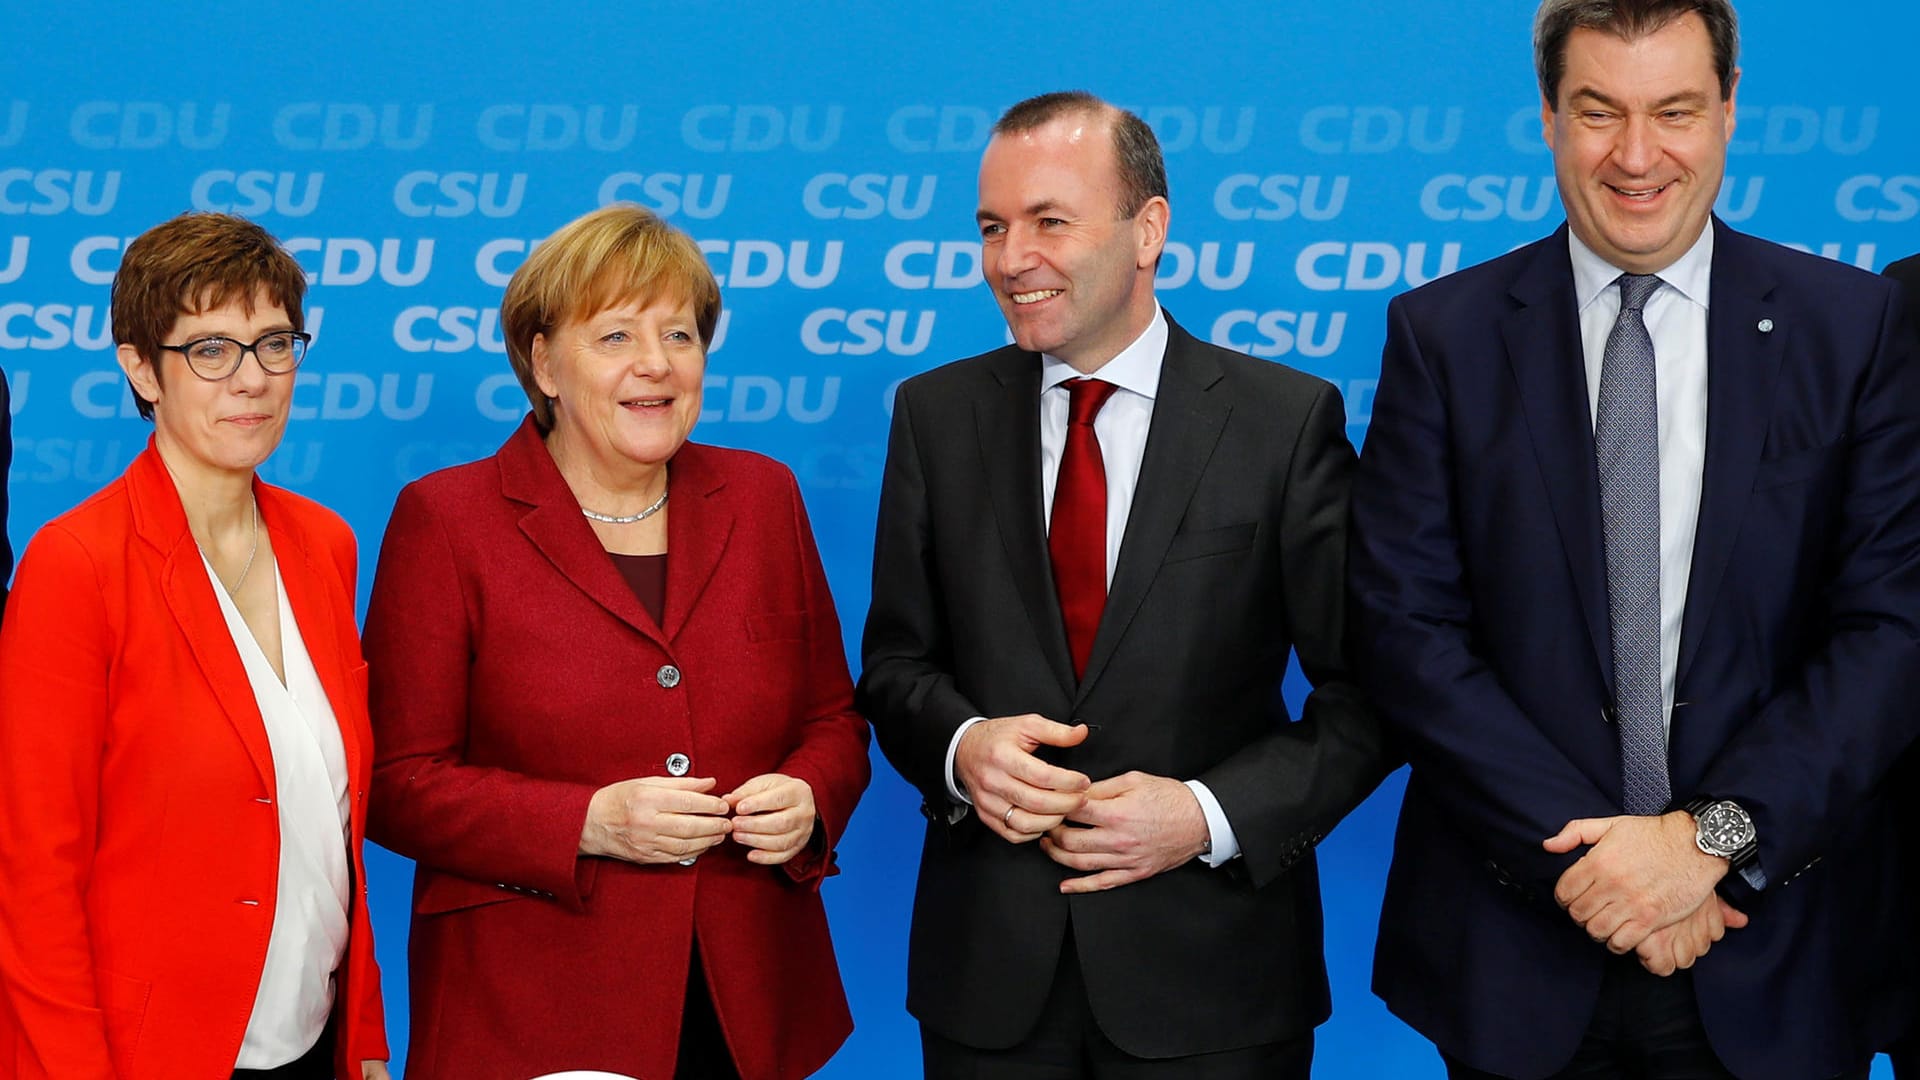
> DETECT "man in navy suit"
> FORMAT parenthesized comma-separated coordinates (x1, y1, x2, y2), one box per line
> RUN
(1351, 2, 1920, 1078)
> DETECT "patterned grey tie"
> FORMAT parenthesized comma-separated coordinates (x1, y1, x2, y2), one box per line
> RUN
(1596, 272, 1670, 815)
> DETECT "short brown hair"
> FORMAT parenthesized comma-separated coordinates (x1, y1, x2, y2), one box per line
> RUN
(111, 212, 307, 421)
(501, 204, 722, 432)
(1535, 0, 1740, 107)
(994, 91, 1168, 219)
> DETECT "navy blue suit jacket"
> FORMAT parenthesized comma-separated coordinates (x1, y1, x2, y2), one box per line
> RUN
(1351, 220, 1920, 1080)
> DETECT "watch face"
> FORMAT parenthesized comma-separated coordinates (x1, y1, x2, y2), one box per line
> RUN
(1699, 802, 1756, 854)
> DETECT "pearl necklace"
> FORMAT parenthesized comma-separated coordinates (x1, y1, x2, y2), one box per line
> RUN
(580, 484, 669, 525)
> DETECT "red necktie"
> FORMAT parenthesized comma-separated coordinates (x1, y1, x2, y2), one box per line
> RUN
(1050, 378, 1120, 681)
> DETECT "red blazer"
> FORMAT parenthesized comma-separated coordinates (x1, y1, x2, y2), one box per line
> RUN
(364, 419, 870, 1080)
(0, 441, 388, 1079)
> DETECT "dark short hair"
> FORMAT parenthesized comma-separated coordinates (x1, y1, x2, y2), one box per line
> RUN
(1535, 0, 1740, 107)
(500, 203, 722, 433)
(111, 212, 307, 421)
(994, 91, 1168, 219)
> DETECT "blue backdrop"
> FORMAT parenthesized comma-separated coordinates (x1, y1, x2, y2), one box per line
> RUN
(4, 1, 1918, 1075)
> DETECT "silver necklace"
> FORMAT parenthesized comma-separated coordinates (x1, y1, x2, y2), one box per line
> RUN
(580, 485, 668, 525)
(210, 499, 261, 596)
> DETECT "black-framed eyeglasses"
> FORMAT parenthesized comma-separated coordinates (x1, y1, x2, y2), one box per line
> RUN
(158, 330, 311, 381)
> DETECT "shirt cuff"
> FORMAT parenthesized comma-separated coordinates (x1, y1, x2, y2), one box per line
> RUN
(1183, 779, 1240, 868)
(943, 716, 988, 816)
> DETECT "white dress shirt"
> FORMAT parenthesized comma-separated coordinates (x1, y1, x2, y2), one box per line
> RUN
(206, 557, 352, 1069)
(941, 306, 1242, 867)
(1568, 226, 1712, 737)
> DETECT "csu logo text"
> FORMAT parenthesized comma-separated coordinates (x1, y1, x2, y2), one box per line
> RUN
(192, 171, 324, 217)
(803, 174, 937, 221)
(598, 173, 730, 219)
(396, 172, 526, 218)
(1836, 176, 1920, 223)
(0, 170, 119, 216)
(1214, 175, 1348, 221)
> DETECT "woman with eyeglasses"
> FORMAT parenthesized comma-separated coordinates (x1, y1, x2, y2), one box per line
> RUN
(0, 212, 389, 1080)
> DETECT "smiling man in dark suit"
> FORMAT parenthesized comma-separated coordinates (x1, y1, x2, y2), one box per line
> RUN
(858, 90, 1391, 1078)
(1351, 2, 1920, 1078)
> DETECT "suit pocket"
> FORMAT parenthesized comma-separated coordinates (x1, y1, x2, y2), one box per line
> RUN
(412, 870, 536, 916)
(1163, 521, 1257, 564)
(1752, 438, 1846, 490)
(97, 968, 152, 1056)
(747, 610, 809, 643)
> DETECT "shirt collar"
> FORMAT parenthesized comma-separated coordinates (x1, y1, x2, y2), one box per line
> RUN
(1568, 220, 1714, 312)
(1040, 305, 1168, 400)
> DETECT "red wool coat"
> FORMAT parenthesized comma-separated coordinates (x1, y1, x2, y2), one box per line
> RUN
(364, 419, 869, 1080)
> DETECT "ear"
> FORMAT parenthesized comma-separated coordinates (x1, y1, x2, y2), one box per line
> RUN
(1721, 68, 1742, 143)
(1540, 93, 1557, 152)
(117, 343, 161, 410)
(530, 332, 559, 399)
(1133, 195, 1170, 271)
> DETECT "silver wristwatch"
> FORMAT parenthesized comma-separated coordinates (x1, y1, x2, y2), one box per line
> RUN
(1684, 796, 1758, 872)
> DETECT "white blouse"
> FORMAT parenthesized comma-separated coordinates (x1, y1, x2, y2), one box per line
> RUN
(204, 555, 352, 1069)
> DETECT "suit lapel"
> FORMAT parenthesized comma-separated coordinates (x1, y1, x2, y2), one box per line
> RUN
(976, 351, 1077, 697)
(1502, 230, 1615, 689)
(1676, 222, 1784, 688)
(1075, 323, 1228, 703)
(497, 419, 670, 651)
(127, 445, 276, 791)
(661, 444, 732, 643)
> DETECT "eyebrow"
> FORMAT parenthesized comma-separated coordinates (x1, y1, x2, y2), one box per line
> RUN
(1568, 87, 1710, 112)
(976, 199, 1067, 223)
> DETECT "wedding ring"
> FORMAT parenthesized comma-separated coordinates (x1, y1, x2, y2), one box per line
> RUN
(1003, 804, 1018, 827)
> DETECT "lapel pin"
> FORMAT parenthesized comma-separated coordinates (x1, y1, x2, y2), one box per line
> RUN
(1758, 318, 1775, 333)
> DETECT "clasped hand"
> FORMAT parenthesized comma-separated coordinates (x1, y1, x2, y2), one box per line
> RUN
(581, 773, 816, 866)
(1543, 811, 1746, 976)
(955, 714, 1208, 894)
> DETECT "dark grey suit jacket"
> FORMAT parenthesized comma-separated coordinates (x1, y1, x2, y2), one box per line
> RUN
(858, 314, 1392, 1057)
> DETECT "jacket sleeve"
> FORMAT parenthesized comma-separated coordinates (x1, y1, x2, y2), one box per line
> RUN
(1197, 382, 1398, 888)
(363, 483, 601, 910)
(856, 379, 986, 810)
(0, 525, 119, 1079)
(1696, 285, 1920, 884)
(770, 471, 872, 888)
(1349, 296, 1616, 890)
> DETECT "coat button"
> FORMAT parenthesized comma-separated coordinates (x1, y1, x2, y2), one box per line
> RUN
(666, 753, 691, 777)
(657, 664, 682, 689)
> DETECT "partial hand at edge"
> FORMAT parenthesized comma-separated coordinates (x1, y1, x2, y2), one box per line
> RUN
(362, 1061, 392, 1080)
(1040, 771, 1209, 894)
(954, 713, 1090, 843)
